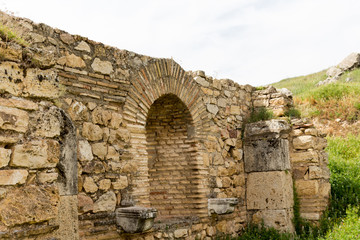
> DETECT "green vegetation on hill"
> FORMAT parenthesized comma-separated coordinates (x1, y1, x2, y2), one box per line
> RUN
(272, 68, 360, 123)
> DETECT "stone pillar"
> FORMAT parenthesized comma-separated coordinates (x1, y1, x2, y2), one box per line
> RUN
(244, 120, 294, 232)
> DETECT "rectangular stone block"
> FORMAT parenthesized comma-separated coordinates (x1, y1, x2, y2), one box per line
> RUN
(247, 171, 293, 210)
(0, 148, 11, 168)
(0, 169, 28, 185)
(0, 106, 29, 133)
(295, 180, 319, 196)
(11, 140, 59, 169)
(252, 209, 294, 232)
(293, 135, 316, 150)
(290, 150, 319, 163)
(244, 139, 290, 172)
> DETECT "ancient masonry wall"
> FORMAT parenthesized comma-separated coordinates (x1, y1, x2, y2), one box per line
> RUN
(0, 11, 329, 239)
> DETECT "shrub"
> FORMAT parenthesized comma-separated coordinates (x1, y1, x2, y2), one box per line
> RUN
(249, 107, 274, 122)
(285, 107, 301, 118)
(237, 224, 293, 240)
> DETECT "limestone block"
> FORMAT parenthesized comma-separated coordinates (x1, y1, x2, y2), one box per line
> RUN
(82, 122, 103, 141)
(83, 176, 98, 193)
(108, 128, 131, 144)
(247, 171, 293, 210)
(99, 179, 111, 191)
(269, 97, 291, 107)
(68, 101, 89, 121)
(304, 128, 318, 136)
(217, 98, 227, 108)
(230, 105, 241, 115)
(293, 135, 316, 150)
(78, 192, 94, 213)
(245, 120, 290, 138)
(37, 171, 58, 184)
(0, 185, 59, 226)
(253, 99, 269, 107)
(300, 213, 320, 221)
(244, 139, 290, 172)
(0, 97, 38, 111)
(208, 198, 238, 215)
(78, 140, 93, 161)
(326, 66, 342, 78)
(93, 191, 116, 213)
(75, 41, 91, 52)
(0, 169, 28, 185)
(213, 152, 224, 165)
(91, 58, 113, 75)
(338, 52, 360, 71)
(174, 229, 188, 238)
(116, 207, 157, 233)
(309, 166, 322, 179)
(319, 182, 331, 198)
(0, 148, 11, 168)
(0, 106, 29, 133)
(92, 107, 112, 126)
(112, 176, 128, 190)
(0, 62, 24, 96)
(23, 68, 59, 98)
(194, 76, 209, 87)
(295, 180, 319, 196)
(109, 112, 123, 129)
(29, 33, 46, 43)
(60, 33, 75, 44)
(92, 142, 108, 160)
(106, 146, 119, 161)
(290, 150, 318, 163)
(206, 104, 219, 115)
(252, 209, 294, 232)
(0, 44, 22, 62)
(11, 140, 59, 169)
(33, 107, 61, 138)
(57, 52, 86, 68)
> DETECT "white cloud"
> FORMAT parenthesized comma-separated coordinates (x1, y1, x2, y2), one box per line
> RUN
(1, 0, 360, 86)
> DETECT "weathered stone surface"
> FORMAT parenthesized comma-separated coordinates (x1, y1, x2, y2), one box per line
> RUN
(293, 135, 316, 149)
(56, 195, 79, 240)
(93, 191, 116, 213)
(106, 146, 119, 161)
(112, 176, 128, 190)
(247, 171, 293, 210)
(0, 97, 38, 111)
(295, 180, 318, 196)
(0, 148, 11, 168)
(60, 33, 75, 44)
(206, 104, 219, 115)
(252, 209, 294, 232)
(244, 139, 290, 172)
(91, 58, 113, 75)
(0, 62, 23, 96)
(230, 105, 241, 115)
(57, 53, 86, 68)
(208, 198, 238, 215)
(92, 142, 108, 160)
(75, 41, 91, 52)
(326, 66, 342, 78)
(174, 229, 188, 238)
(78, 192, 94, 213)
(92, 107, 112, 126)
(0, 44, 22, 62)
(99, 179, 111, 191)
(82, 122, 103, 141)
(68, 101, 89, 121)
(83, 176, 98, 193)
(0, 106, 29, 133)
(116, 207, 157, 233)
(194, 76, 209, 87)
(23, 68, 59, 98)
(245, 120, 290, 138)
(109, 112, 123, 129)
(37, 171, 58, 184)
(0, 169, 28, 185)
(290, 150, 318, 163)
(11, 140, 59, 169)
(0, 185, 59, 226)
(33, 107, 61, 138)
(78, 140, 93, 161)
(338, 52, 360, 70)
(108, 128, 131, 144)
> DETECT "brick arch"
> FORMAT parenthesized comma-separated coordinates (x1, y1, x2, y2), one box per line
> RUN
(123, 59, 210, 218)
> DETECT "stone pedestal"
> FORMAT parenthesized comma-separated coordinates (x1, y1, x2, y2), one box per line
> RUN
(115, 207, 157, 233)
(208, 198, 238, 215)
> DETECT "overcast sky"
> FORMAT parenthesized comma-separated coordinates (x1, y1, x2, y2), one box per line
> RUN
(1, 0, 360, 86)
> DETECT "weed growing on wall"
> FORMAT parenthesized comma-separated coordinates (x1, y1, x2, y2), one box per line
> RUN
(249, 107, 274, 123)
(0, 22, 28, 46)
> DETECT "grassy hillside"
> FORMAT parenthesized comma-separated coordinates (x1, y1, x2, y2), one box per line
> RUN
(272, 68, 360, 136)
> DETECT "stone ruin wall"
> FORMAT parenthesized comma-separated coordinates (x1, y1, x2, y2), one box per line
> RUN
(0, 11, 330, 239)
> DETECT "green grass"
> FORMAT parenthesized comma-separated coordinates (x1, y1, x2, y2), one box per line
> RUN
(271, 70, 327, 96)
(0, 22, 28, 46)
(248, 107, 274, 122)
